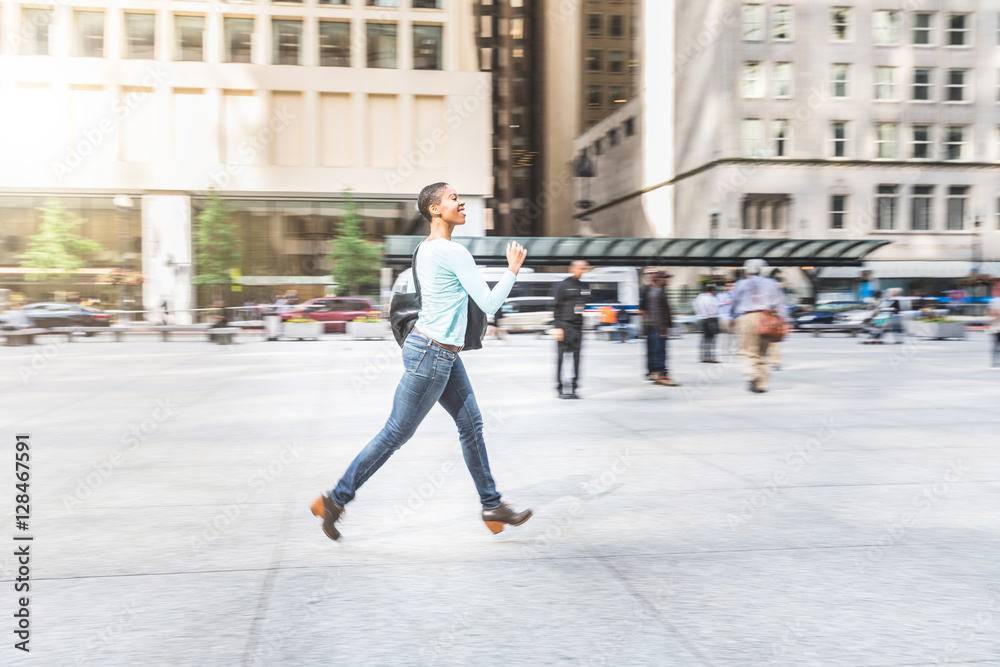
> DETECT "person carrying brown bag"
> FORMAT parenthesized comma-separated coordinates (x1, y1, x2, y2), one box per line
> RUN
(729, 259, 789, 393)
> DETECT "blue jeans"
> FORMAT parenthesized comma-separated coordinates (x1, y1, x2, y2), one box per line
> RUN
(331, 330, 502, 509)
(646, 326, 667, 375)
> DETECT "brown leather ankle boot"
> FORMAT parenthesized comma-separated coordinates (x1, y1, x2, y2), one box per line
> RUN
(482, 502, 533, 534)
(310, 494, 345, 541)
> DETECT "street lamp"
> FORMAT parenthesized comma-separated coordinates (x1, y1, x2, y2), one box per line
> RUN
(113, 195, 134, 316)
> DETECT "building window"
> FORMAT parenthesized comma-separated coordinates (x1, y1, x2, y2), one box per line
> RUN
(587, 85, 601, 107)
(609, 86, 626, 106)
(587, 14, 602, 37)
(585, 49, 601, 72)
(875, 66, 897, 100)
(947, 14, 970, 46)
(742, 196, 790, 230)
(412, 0, 443, 8)
(175, 15, 205, 62)
(831, 7, 851, 41)
(830, 195, 848, 229)
(913, 12, 933, 45)
(831, 64, 850, 98)
(742, 119, 763, 157)
(773, 63, 792, 98)
(413, 25, 442, 70)
(367, 0, 400, 6)
(912, 68, 933, 101)
(608, 50, 624, 74)
(742, 4, 763, 41)
(875, 185, 898, 230)
(366, 23, 397, 68)
(945, 69, 968, 102)
(624, 117, 636, 136)
(876, 123, 898, 159)
(272, 20, 302, 65)
(742, 62, 763, 98)
(224, 18, 253, 63)
(831, 121, 849, 158)
(609, 15, 624, 38)
(911, 185, 934, 230)
(946, 186, 968, 230)
(945, 125, 967, 160)
(74, 11, 105, 58)
(319, 21, 350, 67)
(872, 10, 900, 45)
(320, 0, 350, 4)
(125, 13, 156, 60)
(773, 5, 793, 40)
(773, 120, 789, 157)
(911, 125, 931, 159)
(21, 8, 52, 56)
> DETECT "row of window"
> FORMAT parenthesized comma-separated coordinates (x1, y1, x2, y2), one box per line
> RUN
(586, 85, 631, 108)
(9, 10, 443, 69)
(741, 187, 983, 233)
(829, 186, 974, 232)
(584, 49, 637, 74)
(742, 63, 993, 103)
(740, 121, 994, 162)
(585, 14, 635, 39)
(743, 5, 981, 47)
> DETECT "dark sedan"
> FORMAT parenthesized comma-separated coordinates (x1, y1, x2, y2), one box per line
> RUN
(22, 303, 111, 332)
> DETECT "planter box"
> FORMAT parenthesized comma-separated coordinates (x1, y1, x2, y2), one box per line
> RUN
(346, 321, 390, 340)
(904, 320, 966, 340)
(282, 321, 323, 340)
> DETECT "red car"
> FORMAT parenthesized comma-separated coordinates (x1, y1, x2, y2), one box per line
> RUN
(280, 297, 379, 333)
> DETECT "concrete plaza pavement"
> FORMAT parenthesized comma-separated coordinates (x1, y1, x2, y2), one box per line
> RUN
(2, 329, 999, 666)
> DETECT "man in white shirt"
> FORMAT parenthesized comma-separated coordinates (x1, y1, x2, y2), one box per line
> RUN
(730, 259, 789, 393)
(693, 284, 720, 363)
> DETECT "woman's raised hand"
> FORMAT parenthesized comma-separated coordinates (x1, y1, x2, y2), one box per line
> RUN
(506, 241, 527, 275)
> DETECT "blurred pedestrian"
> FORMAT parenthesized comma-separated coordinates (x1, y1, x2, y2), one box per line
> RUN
(988, 283, 1000, 368)
(693, 284, 720, 363)
(311, 182, 532, 541)
(551, 260, 591, 399)
(716, 281, 736, 356)
(639, 270, 679, 386)
(879, 287, 905, 344)
(616, 305, 631, 342)
(731, 259, 789, 393)
(209, 301, 229, 328)
(2, 302, 32, 330)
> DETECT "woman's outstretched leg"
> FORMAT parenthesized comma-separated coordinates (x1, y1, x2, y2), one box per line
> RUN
(437, 355, 532, 534)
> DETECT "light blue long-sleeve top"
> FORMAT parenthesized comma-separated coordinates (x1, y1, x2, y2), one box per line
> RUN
(412, 239, 517, 346)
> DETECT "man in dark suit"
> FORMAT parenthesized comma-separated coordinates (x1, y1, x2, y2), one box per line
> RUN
(639, 271, 679, 386)
(551, 260, 591, 398)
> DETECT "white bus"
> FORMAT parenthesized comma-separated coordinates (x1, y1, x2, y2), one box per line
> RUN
(391, 266, 640, 311)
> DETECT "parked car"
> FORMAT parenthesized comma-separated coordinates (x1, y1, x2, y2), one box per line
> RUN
(499, 297, 555, 333)
(280, 297, 379, 333)
(21, 302, 111, 333)
(794, 301, 870, 329)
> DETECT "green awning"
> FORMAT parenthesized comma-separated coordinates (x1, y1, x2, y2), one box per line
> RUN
(383, 236, 891, 268)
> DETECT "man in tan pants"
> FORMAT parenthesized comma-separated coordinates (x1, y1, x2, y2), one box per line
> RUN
(729, 259, 788, 393)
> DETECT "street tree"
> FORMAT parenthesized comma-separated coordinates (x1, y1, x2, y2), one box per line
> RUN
(18, 200, 104, 281)
(193, 191, 242, 304)
(327, 192, 383, 296)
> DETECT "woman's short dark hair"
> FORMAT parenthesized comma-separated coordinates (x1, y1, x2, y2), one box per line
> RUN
(417, 182, 450, 222)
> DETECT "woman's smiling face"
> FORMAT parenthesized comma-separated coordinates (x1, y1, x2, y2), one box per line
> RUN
(432, 185, 466, 225)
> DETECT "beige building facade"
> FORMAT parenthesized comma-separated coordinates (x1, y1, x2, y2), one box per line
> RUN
(0, 0, 492, 313)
